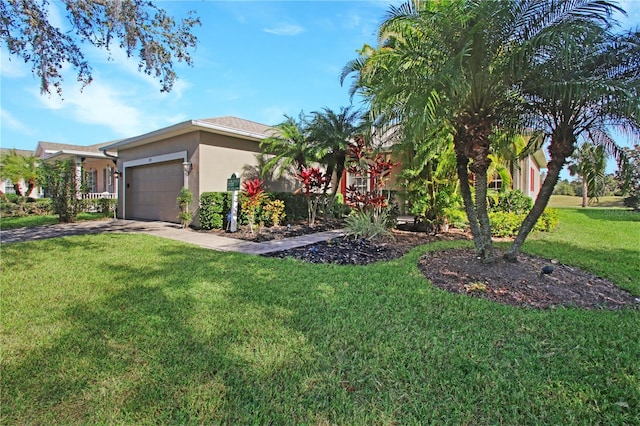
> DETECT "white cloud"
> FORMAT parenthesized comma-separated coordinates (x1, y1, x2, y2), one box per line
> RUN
(0, 108, 36, 136)
(264, 24, 305, 36)
(36, 79, 151, 138)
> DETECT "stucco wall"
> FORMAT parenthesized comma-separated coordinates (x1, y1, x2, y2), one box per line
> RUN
(116, 132, 200, 220)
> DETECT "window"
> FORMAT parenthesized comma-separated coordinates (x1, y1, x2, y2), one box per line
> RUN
(103, 168, 113, 192)
(349, 175, 369, 194)
(85, 169, 98, 193)
(489, 175, 503, 191)
(4, 179, 15, 194)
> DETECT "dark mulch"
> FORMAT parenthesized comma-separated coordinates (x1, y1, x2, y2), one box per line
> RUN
(419, 248, 639, 310)
(219, 223, 639, 310)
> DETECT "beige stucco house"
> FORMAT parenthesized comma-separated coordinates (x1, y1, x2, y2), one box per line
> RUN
(36, 141, 119, 200)
(101, 116, 294, 226)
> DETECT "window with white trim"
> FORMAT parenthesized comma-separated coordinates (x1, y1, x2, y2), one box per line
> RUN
(85, 169, 98, 193)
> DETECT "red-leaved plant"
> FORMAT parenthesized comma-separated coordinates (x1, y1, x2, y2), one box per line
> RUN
(241, 178, 266, 234)
(346, 137, 396, 213)
(296, 166, 330, 226)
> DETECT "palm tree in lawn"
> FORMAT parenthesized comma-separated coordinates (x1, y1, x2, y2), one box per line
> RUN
(568, 143, 608, 207)
(504, 22, 640, 260)
(343, 0, 630, 263)
(260, 112, 317, 178)
(308, 106, 362, 202)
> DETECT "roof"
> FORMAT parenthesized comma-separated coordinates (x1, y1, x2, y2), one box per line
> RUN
(0, 148, 35, 157)
(101, 116, 275, 152)
(36, 140, 119, 160)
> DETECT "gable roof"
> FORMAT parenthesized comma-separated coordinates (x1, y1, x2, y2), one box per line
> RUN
(36, 140, 119, 160)
(0, 148, 35, 157)
(101, 116, 275, 152)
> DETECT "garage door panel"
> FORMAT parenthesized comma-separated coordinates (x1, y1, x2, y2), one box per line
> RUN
(126, 160, 183, 222)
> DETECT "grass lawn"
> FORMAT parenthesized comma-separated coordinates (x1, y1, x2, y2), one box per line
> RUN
(1, 209, 638, 424)
(0, 212, 107, 230)
(548, 195, 626, 208)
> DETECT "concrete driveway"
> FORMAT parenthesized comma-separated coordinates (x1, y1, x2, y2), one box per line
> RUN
(0, 219, 344, 255)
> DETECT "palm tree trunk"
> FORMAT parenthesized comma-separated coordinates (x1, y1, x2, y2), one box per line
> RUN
(581, 177, 588, 207)
(455, 152, 483, 254)
(473, 167, 496, 263)
(505, 156, 563, 261)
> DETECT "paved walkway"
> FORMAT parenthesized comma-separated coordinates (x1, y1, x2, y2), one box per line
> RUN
(0, 219, 345, 255)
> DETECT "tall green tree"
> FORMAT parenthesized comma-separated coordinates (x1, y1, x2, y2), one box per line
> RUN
(343, 0, 635, 263)
(0, 149, 39, 197)
(0, 0, 200, 95)
(308, 106, 362, 199)
(38, 159, 83, 223)
(568, 143, 608, 207)
(505, 20, 639, 260)
(617, 144, 640, 209)
(260, 112, 317, 178)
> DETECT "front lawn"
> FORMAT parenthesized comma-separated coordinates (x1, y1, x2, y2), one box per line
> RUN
(0, 212, 107, 230)
(1, 209, 638, 424)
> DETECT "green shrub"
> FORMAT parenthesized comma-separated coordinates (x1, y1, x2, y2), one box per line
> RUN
(268, 192, 307, 222)
(488, 189, 533, 214)
(262, 198, 286, 227)
(199, 192, 228, 230)
(177, 187, 193, 228)
(98, 198, 117, 217)
(345, 209, 392, 241)
(535, 208, 560, 232)
(490, 208, 560, 237)
(5, 193, 19, 204)
(488, 211, 522, 237)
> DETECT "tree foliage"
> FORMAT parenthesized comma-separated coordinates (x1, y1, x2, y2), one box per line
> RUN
(618, 144, 640, 209)
(0, 0, 200, 95)
(0, 149, 39, 197)
(568, 143, 607, 207)
(342, 0, 639, 263)
(38, 159, 83, 222)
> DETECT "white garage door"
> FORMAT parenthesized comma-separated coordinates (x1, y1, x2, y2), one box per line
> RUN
(125, 160, 184, 222)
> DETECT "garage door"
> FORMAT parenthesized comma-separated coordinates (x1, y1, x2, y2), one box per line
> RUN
(125, 160, 183, 222)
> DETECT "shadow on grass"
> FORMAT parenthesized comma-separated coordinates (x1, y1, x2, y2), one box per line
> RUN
(3, 235, 640, 424)
(1, 241, 325, 424)
(569, 208, 640, 223)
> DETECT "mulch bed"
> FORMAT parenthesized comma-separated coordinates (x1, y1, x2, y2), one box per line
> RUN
(216, 223, 640, 311)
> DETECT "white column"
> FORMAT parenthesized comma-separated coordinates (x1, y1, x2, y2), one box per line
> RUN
(75, 159, 83, 199)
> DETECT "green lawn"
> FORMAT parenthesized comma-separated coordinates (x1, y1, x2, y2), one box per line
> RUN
(0, 212, 107, 229)
(548, 194, 626, 208)
(1, 209, 639, 424)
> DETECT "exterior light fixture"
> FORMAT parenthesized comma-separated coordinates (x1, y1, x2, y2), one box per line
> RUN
(182, 161, 192, 174)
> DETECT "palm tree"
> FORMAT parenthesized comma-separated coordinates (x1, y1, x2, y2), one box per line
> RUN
(504, 21, 639, 260)
(260, 112, 317, 178)
(0, 149, 39, 197)
(568, 143, 607, 207)
(343, 0, 631, 263)
(308, 106, 362, 199)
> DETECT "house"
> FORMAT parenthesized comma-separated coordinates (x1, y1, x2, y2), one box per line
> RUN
(36, 141, 119, 200)
(101, 116, 294, 226)
(509, 149, 547, 200)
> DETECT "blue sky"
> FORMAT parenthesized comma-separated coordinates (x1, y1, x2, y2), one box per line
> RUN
(1, 0, 639, 176)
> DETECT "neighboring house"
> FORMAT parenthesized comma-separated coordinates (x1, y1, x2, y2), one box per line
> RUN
(339, 141, 548, 211)
(0, 148, 40, 197)
(36, 141, 119, 200)
(101, 116, 294, 226)
(509, 149, 547, 200)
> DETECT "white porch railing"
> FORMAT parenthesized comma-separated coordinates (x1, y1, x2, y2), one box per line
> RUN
(83, 192, 117, 200)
